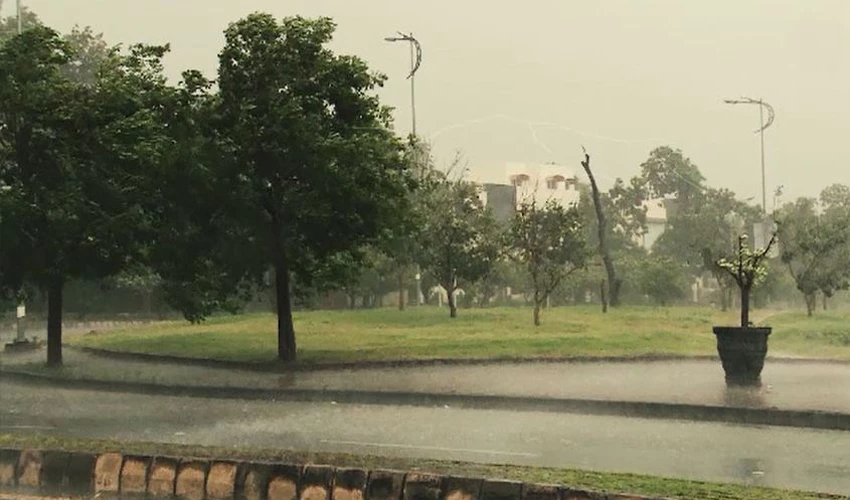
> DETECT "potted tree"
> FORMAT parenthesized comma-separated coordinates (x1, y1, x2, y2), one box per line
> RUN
(713, 233, 777, 386)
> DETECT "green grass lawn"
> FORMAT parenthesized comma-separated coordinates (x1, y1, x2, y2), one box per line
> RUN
(69, 305, 850, 363)
(0, 434, 841, 500)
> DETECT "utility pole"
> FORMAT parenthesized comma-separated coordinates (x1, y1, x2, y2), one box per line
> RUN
(724, 97, 775, 246)
(16, 0, 22, 34)
(384, 32, 422, 136)
(386, 31, 424, 306)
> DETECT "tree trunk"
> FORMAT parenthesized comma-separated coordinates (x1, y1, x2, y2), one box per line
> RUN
(447, 288, 457, 318)
(46, 278, 64, 367)
(142, 290, 152, 315)
(600, 279, 608, 314)
(581, 151, 621, 307)
(275, 260, 296, 362)
(740, 286, 751, 327)
(720, 285, 728, 311)
(397, 272, 405, 311)
(533, 301, 541, 326)
(805, 293, 815, 317)
(823, 294, 828, 311)
(349, 292, 357, 310)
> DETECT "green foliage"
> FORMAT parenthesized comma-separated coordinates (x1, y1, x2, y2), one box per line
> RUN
(0, 6, 40, 42)
(0, 25, 174, 363)
(509, 198, 588, 324)
(636, 256, 689, 306)
(418, 172, 501, 317)
(638, 146, 705, 211)
(777, 189, 850, 315)
(154, 13, 416, 360)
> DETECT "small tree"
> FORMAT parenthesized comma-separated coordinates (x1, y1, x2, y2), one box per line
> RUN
(419, 175, 499, 318)
(637, 256, 688, 306)
(509, 199, 587, 326)
(716, 234, 776, 327)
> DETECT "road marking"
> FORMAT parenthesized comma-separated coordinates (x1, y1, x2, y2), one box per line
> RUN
(320, 439, 538, 458)
(0, 425, 56, 430)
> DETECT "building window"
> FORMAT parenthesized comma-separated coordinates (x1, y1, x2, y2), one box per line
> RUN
(546, 175, 565, 190)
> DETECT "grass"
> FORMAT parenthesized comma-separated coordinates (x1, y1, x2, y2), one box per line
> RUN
(69, 306, 850, 363)
(0, 434, 842, 500)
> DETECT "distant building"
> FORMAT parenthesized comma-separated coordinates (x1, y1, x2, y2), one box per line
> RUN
(506, 162, 582, 209)
(640, 198, 672, 250)
(476, 162, 671, 252)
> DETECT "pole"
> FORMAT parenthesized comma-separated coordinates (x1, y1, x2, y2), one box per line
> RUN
(16, 0, 22, 34)
(409, 33, 417, 136)
(759, 100, 766, 214)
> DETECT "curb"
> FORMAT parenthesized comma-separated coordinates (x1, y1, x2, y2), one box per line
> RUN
(0, 447, 672, 500)
(66, 345, 850, 373)
(3, 369, 849, 432)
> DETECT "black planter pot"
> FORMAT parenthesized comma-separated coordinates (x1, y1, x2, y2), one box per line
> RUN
(712, 326, 771, 386)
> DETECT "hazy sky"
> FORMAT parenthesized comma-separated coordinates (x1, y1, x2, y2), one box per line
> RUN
(11, 0, 850, 205)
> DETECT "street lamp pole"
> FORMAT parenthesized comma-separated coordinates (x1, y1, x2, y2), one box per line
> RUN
(386, 31, 424, 306)
(724, 97, 775, 215)
(384, 31, 422, 136)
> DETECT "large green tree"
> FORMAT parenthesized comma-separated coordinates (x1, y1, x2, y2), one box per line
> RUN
(210, 14, 413, 361)
(0, 27, 172, 365)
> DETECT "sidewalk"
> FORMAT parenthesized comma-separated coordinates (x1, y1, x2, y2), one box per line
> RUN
(2, 348, 849, 415)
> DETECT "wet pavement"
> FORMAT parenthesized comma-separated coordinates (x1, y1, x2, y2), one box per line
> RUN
(2, 349, 849, 414)
(1, 380, 849, 495)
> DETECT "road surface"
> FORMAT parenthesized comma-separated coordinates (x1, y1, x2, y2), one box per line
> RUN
(1, 381, 849, 495)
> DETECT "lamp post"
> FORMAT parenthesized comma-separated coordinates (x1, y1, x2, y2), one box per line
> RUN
(384, 32, 422, 136)
(386, 31, 424, 306)
(725, 97, 775, 249)
(724, 97, 775, 215)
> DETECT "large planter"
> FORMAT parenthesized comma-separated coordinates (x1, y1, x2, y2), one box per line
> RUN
(712, 326, 771, 386)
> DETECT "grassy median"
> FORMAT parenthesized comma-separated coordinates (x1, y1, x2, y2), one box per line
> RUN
(0, 434, 841, 500)
(69, 306, 850, 363)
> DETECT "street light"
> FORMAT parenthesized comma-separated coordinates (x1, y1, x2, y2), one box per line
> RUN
(384, 32, 422, 135)
(386, 31, 424, 307)
(724, 97, 775, 214)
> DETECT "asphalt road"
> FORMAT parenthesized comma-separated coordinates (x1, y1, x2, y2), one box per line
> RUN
(1, 380, 849, 496)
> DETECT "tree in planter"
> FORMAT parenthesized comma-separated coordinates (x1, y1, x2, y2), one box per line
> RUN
(419, 175, 500, 318)
(509, 198, 587, 325)
(716, 234, 776, 327)
(0, 27, 173, 365)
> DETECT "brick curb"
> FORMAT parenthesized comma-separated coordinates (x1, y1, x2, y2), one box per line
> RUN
(2, 369, 849, 431)
(0, 448, 669, 500)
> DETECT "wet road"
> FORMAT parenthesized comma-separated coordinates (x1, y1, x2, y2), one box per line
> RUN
(1, 381, 849, 495)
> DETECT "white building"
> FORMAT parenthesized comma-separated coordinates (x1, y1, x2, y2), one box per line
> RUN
(640, 198, 670, 250)
(506, 162, 582, 208)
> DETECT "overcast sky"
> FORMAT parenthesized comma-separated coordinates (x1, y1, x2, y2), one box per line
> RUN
(12, 0, 850, 205)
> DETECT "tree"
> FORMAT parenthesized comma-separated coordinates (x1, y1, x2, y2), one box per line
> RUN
(652, 187, 760, 309)
(580, 148, 621, 311)
(419, 174, 499, 318)
(777, 193, 850, 316)
(0, 27, 173, 365)
(638, 146, 705, 215)
(717, 234, 776, 327)
(509, 198, 587, 325)
(60, 25, 109, 86)
(0, 6, 40, 42)
(637, 256, 688, 306)
(210, 14, 413, 361)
